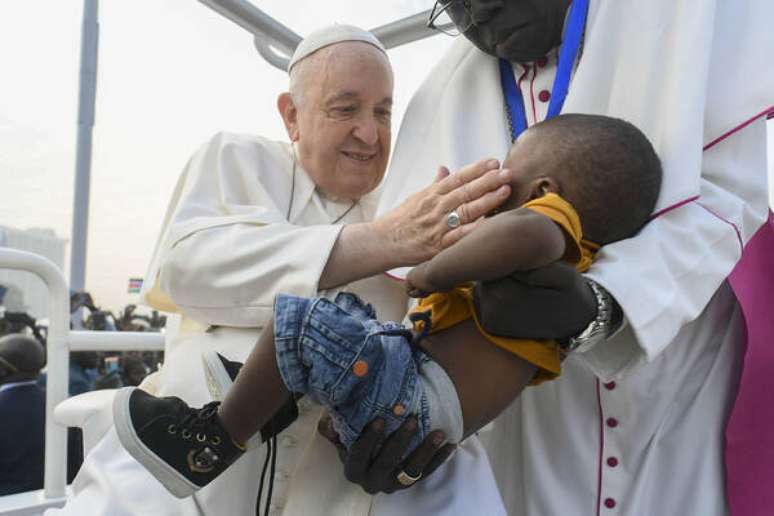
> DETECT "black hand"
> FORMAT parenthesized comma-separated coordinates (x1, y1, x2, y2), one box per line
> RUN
(318, 415, 455, 494)
(473, 262, 597, 340)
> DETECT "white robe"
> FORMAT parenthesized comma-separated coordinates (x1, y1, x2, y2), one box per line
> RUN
(48, 132, 506, 516)
(378, 1, 773, 515)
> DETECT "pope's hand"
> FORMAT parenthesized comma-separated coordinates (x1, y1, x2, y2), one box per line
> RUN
(373, 159, 511, 266)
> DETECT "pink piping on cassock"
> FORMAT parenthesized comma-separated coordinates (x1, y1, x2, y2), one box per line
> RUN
(650, 195, 700, 220)
(529, 63, 538, 125)
(383, 270, 405, 282)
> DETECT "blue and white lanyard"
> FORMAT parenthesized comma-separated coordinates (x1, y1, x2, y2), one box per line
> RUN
(498, 0, 589, 142)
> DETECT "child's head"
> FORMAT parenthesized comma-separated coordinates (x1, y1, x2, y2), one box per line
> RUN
(501, 114, 662, 244)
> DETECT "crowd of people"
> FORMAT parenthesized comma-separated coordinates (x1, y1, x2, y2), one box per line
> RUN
(0, 291, 164, 496)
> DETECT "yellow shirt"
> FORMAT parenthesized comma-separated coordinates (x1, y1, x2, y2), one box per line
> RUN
(411, 193, 598, 385)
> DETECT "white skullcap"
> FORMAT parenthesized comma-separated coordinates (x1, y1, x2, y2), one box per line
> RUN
(288, 24, 386, 72)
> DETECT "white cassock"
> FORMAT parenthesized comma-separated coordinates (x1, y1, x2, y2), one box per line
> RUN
(380, 1, 773, 515)
(48, 132, 506, 515)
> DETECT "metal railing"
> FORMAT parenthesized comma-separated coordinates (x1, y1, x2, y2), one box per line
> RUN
(198, 0, 443, 71)
(0, 248, 165, 512)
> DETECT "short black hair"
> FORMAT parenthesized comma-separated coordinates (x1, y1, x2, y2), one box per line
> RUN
(0, 334, 45, 381)
(531, 114, 662, 244)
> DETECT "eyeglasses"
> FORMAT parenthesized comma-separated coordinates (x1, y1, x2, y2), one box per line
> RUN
(426, 0, 474, 37)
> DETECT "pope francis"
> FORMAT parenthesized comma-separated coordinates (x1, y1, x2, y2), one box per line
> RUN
(48, 24, 514, 516)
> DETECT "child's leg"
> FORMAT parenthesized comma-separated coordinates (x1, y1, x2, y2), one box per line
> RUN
(217, 322, 290, 445)
(212, 293, 535, 450)
(418, 320, 538, 438)
(269, 292, 427, 450)
(209, 293, 457, 454)
(112, 292, 412, 498)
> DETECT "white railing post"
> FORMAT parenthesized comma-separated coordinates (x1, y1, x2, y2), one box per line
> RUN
(0, 248, 70, 501)
(0, 248, 168, 513)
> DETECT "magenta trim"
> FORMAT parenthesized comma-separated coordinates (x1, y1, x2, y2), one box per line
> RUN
(648, 107, 773, 223)
(382, 271, 406, 282)
(595, 379, 604, 516)
(649, 195, 700, 220)
(703, 106, 774, 151)
(529, 63, 538, 125)
(725, 212, 774, 516)
(697, 202, 744, 252)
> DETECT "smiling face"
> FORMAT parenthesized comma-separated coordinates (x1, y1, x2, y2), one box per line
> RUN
(278, 42, 393, 200)
(450, 0, 572, 62)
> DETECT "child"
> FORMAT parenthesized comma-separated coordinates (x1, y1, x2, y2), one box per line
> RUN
(113, 114, 662, 498)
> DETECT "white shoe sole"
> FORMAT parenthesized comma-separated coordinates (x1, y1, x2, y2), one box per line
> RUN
(112, 387, 199, 498)
(201, 350, 234, 401)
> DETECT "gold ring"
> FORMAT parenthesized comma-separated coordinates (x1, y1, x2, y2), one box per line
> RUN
(396, 469, 423, 486)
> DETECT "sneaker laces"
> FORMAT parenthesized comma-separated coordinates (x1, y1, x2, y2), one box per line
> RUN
(173, 401, 222, 441)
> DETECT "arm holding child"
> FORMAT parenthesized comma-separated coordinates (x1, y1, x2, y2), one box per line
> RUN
(406, 207, 567, 296)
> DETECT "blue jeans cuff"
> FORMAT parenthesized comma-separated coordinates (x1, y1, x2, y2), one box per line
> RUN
(273, 293, 316, 394)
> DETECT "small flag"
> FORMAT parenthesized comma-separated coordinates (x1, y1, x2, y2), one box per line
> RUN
(128, 278, 143, 293)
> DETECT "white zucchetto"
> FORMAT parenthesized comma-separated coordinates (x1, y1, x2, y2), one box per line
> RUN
(288, 24, 387, 72)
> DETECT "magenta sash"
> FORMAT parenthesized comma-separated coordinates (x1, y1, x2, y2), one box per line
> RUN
(726, 210, 774, 516)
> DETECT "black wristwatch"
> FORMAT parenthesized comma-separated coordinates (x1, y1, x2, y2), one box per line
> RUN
(561, 279, 623, 353)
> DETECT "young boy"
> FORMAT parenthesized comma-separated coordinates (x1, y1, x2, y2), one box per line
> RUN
(113, 114, 662, 498)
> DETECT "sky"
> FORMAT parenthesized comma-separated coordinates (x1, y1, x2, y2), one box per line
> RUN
(0, 0, 451, 312)
(0, 1, 772, 314)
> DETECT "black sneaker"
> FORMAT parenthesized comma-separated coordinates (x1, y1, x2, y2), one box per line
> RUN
(113, 387, 245, 498)
(201, 351, 299, 442)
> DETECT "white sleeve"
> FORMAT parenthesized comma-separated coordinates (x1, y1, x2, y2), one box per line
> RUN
(159, 223, 342, 327)
(580, 117, 770, 378)
(145, 132, 344, 328)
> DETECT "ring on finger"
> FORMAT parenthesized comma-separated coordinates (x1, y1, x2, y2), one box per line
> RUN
(396, 469, 423, 486)
(446, 210, 462, 229)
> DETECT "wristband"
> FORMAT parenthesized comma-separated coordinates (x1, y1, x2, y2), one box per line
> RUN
(561, 279, 621, 353)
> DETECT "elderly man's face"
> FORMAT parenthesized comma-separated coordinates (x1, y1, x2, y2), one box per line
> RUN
(281, 42, 393, 200)
(451, 0, 572, 62)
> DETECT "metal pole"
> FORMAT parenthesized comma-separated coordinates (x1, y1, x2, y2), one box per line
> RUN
(370, 11, 437, 49)
(197, 1, 442, 72)
(69, 0, 99, 292)
(198, 0, 301, 55)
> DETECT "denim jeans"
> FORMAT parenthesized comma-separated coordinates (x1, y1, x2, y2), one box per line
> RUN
(274, 292, 430, 451)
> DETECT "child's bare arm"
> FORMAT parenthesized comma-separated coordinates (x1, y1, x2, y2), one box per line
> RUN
(407, 209, 567, 295)
(418, 321, 538, 439)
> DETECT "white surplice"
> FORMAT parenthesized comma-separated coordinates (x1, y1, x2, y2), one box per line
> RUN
(379, 1, 773, 515)
(48, 132, 506, 516)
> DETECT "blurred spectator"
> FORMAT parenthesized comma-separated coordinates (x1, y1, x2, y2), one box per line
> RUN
(2, 335, 86, 494)
(95, 355, 122, 390)
(121, 355, 149, 387)
(0, 334, 46, 495)
(69, 351, 98, 396)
